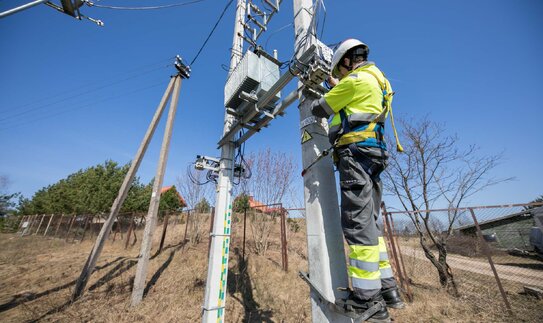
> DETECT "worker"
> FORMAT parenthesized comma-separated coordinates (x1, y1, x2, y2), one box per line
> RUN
(310, 39, 404, 322)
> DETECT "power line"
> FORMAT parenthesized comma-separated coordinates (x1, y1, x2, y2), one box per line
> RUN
(0, 63, 171, 122)
(0, 78, 168, 132)
(1, 57, 172, 114)
(264, 23, 293, 50)
(189, 0, 235, 66)
(85, 0, 206, 11)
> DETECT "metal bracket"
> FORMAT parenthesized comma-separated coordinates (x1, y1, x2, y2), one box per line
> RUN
(175, 55, 191, 79)
(209, 233, 231, 237)
(202, 305, 226, 312)
(298, 271, 384, 322)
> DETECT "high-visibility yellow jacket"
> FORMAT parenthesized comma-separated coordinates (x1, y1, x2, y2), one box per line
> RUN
(315, 61, 391, 148)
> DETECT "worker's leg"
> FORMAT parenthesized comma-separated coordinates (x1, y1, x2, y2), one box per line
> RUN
(374, 176, 405, 308)
(337, 146, 383, 300)
(372, 178, 397, 290)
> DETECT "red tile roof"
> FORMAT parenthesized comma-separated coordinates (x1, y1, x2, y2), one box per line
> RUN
(161, 186, 187, 207)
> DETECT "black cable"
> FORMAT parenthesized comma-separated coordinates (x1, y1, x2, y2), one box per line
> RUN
(263, 22, 292, 50)
(0, 63, 171, 123)
(1, 58, 172, 117)
(87, 0, 206, 10)
(0, 78, 168, 132)
(189, 0, 235, 66)
(187, 163, 213, 185)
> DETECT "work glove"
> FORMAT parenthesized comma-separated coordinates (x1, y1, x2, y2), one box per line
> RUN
(311, 99, 331, 119)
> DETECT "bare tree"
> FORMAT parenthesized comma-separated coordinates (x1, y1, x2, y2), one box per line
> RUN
(177, 170, 214, 245)
(246, 148, 295, 254)
(383, 117, 511, 295)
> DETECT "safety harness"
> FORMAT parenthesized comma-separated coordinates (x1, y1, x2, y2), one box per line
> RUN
(335, 69, 404, 152)
(301, 67, 404, 177)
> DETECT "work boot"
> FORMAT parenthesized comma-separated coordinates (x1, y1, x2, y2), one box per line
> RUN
(335, 292, 390, 322)
(381, 287, 405, 309)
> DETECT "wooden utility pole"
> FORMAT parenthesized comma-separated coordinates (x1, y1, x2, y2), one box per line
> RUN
(71, 74, 179, 301)
(131, 75, 182, 306)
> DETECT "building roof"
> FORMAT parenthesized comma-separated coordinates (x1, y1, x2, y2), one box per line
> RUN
(161, 186, 187, 207)
(457, 206, 541, 231)
(247, 196, 285, 214)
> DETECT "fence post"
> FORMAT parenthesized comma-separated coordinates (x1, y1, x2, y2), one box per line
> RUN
(44, 214, 55, 236)
(280, 207, 288, 272)
(79, 215, 91, 242)
(35, 214, 46, 235)
(27, 214, 38, 235)
(158, 213, 170, 253)
(468, 208, 513, 316)
(54, 214, 64, 237)
(112, 217, 123, 242)
(381, 206, 401, 277)
(125, 218, 135, 250)
(183, 210, 191, 242)
(65, 214, 76, 241)
(381, 203, 412, 301)
(207, 207, 215, 258)
(242, 207, 248, 260)
(387, 210, 413, 301)
(17, 215, 27, 231)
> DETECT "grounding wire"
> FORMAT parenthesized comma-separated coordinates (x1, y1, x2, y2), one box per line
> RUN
(188, 0, 235, 66)
(85, 0, 206, 10)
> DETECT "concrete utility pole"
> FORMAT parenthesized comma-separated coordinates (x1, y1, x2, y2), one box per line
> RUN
(202, 1, 246, 322)
(131, 75, 182, 306)
(72, 76, 177, 301)
(293, 1, 350, 322)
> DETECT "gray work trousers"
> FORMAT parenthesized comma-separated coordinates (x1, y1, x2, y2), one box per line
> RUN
(337, 145, 397, 299)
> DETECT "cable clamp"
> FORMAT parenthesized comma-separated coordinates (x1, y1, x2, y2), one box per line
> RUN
(209, 233, 231, 237)
(202, 305, 226, 312)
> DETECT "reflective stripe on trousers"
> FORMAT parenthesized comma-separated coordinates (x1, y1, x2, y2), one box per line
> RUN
(348, 237, 396, 296)
(338, 145, 397, 299)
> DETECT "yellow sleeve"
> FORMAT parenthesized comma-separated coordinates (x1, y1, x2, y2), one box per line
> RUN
(323, 76, 355, 114)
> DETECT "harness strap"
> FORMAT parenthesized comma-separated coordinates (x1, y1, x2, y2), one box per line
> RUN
(336, 130, 378, 147)
(339, 109, 351, 133)
(358, 69, 404, 152)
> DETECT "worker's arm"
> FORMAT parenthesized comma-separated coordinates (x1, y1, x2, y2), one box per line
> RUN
(311, 76, 355, 118)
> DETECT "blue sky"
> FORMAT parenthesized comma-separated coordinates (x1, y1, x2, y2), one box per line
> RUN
(1, 0, 542, 208)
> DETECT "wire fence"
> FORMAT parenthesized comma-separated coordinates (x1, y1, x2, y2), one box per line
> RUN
(8, 210, 215, 251)
(382, 202, 543, 322)
(241, 203, 289, 271)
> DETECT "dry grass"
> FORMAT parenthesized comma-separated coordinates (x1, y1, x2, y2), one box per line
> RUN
(0, 216, 542, 322)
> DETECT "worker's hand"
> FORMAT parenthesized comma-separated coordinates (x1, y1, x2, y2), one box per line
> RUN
(326, 76, 338, 88)
(311, 100, 330, 119)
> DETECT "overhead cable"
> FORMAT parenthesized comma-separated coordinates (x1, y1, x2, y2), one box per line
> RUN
(189, 0, 235, 66)
(1, 57, 172, 116)
(0, 63, 171, 122)
(85, 0, 206, 11)
(0, 79, 167, 131)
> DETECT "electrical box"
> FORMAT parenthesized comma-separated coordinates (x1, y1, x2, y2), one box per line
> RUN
(61, 0, 84, 17)
(224, 50, 281, 110)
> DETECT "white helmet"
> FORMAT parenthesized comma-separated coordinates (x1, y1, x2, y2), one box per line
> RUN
(331, 39, 368, 78)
